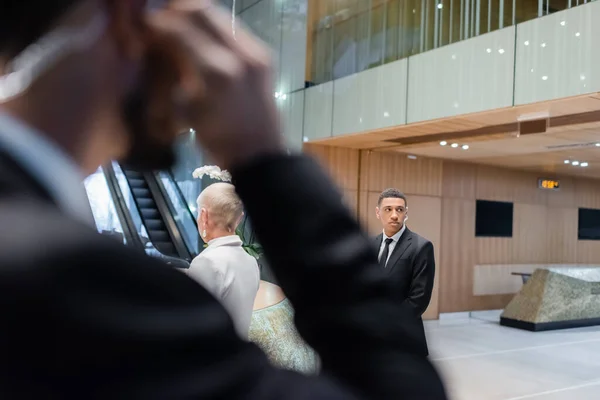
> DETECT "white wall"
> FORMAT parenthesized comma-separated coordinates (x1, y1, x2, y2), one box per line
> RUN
(303, 82, 334, 141)
(407, 28, 515, 123)
(278, 90, 305, 151)
(515, 1, 600, 105)
(333, 60, 408, 136)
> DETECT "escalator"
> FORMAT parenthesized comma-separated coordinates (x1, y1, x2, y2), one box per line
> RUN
(121, 167, 180, 258)
(85, 163, 195, 269)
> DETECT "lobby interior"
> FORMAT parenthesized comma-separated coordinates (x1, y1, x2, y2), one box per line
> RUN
(221, 1, 600, 398)
(304, 93, 600, 400)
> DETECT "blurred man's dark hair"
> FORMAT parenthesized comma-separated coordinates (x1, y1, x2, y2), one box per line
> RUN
(0, 1, 77, 57)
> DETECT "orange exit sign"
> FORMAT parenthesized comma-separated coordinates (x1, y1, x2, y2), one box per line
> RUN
(538, 179, 560, 190)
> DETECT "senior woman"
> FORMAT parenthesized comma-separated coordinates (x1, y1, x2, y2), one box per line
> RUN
(186, 182, 260, 339)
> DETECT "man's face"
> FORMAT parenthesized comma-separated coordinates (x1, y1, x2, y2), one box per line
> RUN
(376, 197, 407, 234)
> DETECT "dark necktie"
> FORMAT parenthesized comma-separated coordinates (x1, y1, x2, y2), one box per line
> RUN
(379, 238, 394, 268)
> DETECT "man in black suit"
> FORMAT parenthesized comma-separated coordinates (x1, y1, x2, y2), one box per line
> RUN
(375, 188, 436, 356)
(0, 1, 446, 398)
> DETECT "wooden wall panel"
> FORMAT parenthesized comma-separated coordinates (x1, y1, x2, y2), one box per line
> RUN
(574, 178, 600, 209)
(360, 151, 443, 196)
(577, 241, 600, 264)
(440, 198, 476, 312)
(442, 162, 476, 199)
(545, 207, 578, 263)
(476, 167, 547, 205)
(303, 144, 360, 190)
(476, 238, 513, 264)
(512, 204, 548, 263)
(365, 192, 382, 235)
(547, 177, 576, 208)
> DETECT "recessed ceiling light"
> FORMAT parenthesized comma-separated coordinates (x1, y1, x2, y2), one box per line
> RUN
(451, 143, 459, 148)
(303, 136, 309, 142)
(564, 160, 570, 164)
(581, 162, 589, 167)
(486, 48, 491, 53)
(576, 32, 581, 37)
(542, 76, 548, 80)
(560, 21, 566, 26)
(383, 111, 390, 117)
(524, 40, 529, 46)
(462, 144, 469, 150)
(440, 141, 447, 146)
(541, 43, 546, 48)
(498, 48, 505, 54)
(595, 143, 600, 147)
(437, 3, 443, 9)
(407, 155, 418, 160)
(572, 161, 580, 166)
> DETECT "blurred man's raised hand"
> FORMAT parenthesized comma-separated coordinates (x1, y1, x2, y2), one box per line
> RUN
(149, 0, 284, 169)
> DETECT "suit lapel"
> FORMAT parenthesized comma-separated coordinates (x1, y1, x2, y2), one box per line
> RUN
(386, 228, 412, 273)
(375, 233, 383, 250)
(0, 150, 55, 204)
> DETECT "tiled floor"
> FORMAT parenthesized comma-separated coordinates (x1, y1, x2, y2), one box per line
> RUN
(426, 311, 600, 400)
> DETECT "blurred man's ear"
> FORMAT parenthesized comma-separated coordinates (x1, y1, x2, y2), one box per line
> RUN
(105, 0, 147, 61)
(375, 207, 380, 220)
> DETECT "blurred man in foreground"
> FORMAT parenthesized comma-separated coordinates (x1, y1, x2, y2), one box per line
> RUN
(0, 0, 447, 398)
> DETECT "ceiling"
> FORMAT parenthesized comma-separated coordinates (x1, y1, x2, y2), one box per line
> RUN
(311, 93, 600, 179)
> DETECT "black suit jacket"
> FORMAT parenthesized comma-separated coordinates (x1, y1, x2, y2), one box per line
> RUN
(376, 228, 435, 356)
(0, 150, 446, 399)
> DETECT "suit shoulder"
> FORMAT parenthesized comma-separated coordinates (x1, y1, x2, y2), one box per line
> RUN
(410, 231, 433, 250)
(0, 199, 104, 260)
(0, 199, 170, 275)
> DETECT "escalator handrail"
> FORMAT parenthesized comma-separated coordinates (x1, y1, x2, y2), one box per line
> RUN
(142, 170, 193, 262)
(163, 170, 198, 229)
(157, 170, 201, 256)
(101, 164, 145, 251)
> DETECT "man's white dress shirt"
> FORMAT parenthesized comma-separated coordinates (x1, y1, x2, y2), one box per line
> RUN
(0, 112, 92, 225)
(378, 224, 406, 267)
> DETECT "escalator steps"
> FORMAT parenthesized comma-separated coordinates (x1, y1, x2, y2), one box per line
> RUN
(122, 167, 179, 258)
(141, 209, 161, 219)
(145, 219, 166, 230)
(132, 188, 151, 198)
(127, 178, 147, 188)
(124, 170, 144, 179)
(152, 231, 171, 242)
(137, 198, 156, 209)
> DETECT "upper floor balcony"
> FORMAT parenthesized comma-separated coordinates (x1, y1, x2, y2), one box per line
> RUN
(307, 0, 596, 86)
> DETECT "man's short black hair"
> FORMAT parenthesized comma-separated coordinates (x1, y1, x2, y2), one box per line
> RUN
(378, 188, 407, 207)
(0, 1, 78, 58)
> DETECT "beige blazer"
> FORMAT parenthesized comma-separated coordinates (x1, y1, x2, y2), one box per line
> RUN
(187, 235, 260, 339)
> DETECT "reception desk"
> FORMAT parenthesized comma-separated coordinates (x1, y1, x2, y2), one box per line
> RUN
(249, 281, 319, 374)
(501, 268, 600, 331)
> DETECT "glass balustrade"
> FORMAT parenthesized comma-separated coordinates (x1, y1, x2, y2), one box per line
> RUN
(307, 0, 593, 85)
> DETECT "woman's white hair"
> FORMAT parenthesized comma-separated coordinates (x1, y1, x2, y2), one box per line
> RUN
(197, 182, 243, 231)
